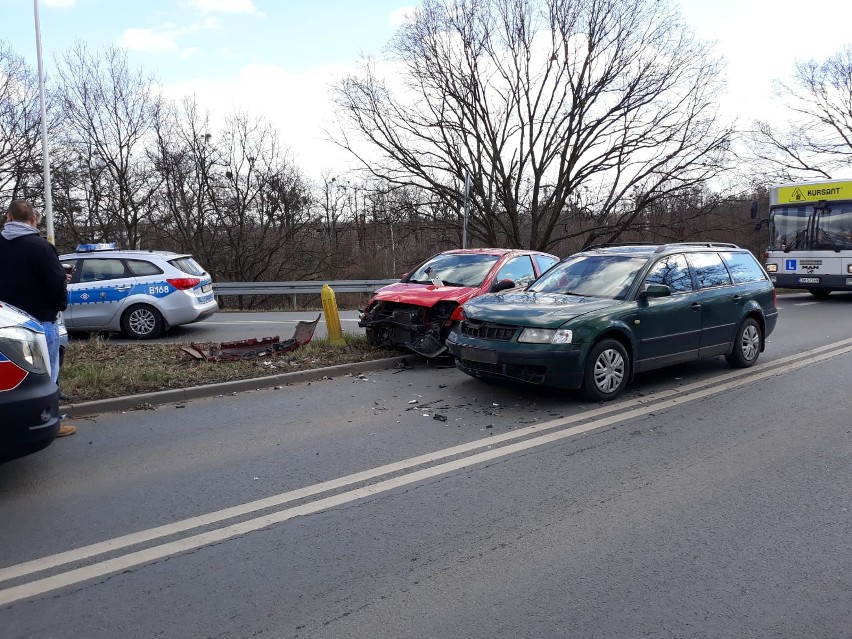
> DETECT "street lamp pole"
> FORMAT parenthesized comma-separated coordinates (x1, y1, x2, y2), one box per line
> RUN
(33, 0, 54, 245)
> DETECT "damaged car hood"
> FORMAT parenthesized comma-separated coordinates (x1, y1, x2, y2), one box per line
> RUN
(369, 282, 479, 306)
(462, 291, 624, 328)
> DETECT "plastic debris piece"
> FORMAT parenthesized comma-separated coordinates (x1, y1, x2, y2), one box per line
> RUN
(181, 314, 320, 362)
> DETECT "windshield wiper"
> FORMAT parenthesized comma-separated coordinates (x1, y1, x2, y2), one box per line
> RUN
(816, 228, 841, 252)
(784, 229, 809, 252)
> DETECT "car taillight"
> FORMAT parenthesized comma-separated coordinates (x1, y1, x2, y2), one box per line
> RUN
(167, 277, 201, 290)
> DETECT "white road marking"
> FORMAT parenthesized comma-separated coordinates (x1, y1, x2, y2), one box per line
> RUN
(794, 302, 820, 306)
(2, 339, 851, 606)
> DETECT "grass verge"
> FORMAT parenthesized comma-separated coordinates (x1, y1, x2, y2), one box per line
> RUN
(61, 335, 406, 402)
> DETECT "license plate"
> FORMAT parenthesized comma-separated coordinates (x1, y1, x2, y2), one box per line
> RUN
(460, 345, 498, 364)
(797, 277, 820, 284)
(201, 283, 212, 293)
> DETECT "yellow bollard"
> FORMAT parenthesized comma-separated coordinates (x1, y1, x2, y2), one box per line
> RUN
(321, 284, 346, 346)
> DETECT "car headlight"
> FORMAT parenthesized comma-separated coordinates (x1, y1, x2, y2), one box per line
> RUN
(0, 326, 50, 375)
(518, 327, 573, 344)
(766, 263, 778, 273)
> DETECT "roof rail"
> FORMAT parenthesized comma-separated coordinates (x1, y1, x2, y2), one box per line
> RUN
(654, 242, 740, 253)
(583, 242, 658, 250)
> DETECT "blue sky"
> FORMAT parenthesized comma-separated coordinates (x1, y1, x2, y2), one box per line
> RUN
(3, 0, 852, 178)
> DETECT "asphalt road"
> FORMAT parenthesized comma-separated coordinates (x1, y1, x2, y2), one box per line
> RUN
(2, 292, 851, 638)
(80, 310, 365, 344)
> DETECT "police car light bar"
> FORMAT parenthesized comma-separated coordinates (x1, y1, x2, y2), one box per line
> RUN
(76, 243, 118, 252)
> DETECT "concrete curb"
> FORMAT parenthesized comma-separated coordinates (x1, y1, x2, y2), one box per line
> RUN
(60, 355, 411, 418)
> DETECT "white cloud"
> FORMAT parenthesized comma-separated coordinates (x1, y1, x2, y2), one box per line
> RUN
(42, 0, 76, 7)
(119, 28, 179, 53)
(389, 6, 416, 28)
(189, 0, 262, 14)
(118, 19, 220, 55)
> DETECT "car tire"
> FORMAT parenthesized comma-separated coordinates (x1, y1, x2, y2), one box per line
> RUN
(582, 338, 629, 402)
(725, 317, 761, 368)
(121, 304, 164, 340)
(808, 288, 831, 298)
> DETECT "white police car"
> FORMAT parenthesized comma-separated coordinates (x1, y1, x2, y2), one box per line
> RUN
(0, 302, 60, 462)
(59, 244, 219, 339)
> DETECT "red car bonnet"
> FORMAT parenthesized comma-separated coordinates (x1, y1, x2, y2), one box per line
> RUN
(368, 281, 481, 306)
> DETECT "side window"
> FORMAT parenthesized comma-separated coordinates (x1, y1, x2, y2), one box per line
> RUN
(126, 259, 164, 277)
(78, 259, 128, 283)
(720, 251, 767, 284)
(534, 254, 559, 275)
(645, 254, 693, 293)
(495, 256, 536, 288)
(61, 259, 80, 283)
(687, 252, 733, 289)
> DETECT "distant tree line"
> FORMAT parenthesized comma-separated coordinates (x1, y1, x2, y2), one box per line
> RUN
(3, 0, 852, 305)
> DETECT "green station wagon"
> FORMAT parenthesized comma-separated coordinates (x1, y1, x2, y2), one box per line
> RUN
(446, 243, 778, 401)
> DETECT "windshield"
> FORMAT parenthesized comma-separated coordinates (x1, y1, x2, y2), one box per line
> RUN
(406, 253, 500, 287)
(529, 255, 647, 299)
(769, 202, 852, 251)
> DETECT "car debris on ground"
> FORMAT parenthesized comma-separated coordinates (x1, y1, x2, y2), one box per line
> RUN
(181, 314, 320, 362)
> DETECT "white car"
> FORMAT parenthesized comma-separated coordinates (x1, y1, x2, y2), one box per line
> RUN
(59, 244, 218, 339)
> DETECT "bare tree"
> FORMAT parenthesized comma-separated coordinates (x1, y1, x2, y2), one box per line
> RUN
(55, 43, 161, 248)
(749, 46, 852, 181)
(0, 41, 44, 203)
(333, 0, 733, 251)
(149, 97, 225, 269)
(212, 112, 315, 285)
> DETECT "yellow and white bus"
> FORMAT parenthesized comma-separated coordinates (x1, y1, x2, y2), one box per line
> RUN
(763, 179, 852, 297)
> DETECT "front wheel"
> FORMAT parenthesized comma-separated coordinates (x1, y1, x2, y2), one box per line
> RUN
(582, 339, 629, 402)
(121, 304, 164, 339)
(725, 317, 761, 368)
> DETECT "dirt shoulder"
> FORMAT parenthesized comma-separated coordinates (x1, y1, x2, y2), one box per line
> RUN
(61, 335, 406, 402)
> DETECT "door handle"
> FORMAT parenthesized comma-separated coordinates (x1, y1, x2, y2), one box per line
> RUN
(732, 294, 743, 301)
(691, 302, 701, 310)
(115, 285, 132, 291)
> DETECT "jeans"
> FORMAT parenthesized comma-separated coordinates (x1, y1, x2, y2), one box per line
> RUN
(41, 320, 60, 384)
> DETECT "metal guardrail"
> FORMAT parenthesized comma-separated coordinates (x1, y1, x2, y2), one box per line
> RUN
(212, 279, 399, 296)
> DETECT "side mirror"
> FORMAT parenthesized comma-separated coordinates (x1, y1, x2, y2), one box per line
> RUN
(490, 279, 516, 293)
(750, 201, 758, 219)
(640, 283, 672, 299)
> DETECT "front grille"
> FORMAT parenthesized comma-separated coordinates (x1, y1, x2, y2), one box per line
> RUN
(461, 319, 516, 341)
(459, 359, 546, 384)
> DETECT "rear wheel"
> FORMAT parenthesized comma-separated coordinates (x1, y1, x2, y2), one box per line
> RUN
(121, 304, 164, 339)
(725, 317, 761, 368)
(808, 288, 831, 299)
(582, 339, 629, 401)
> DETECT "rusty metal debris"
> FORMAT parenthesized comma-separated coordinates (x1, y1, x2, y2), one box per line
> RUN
(181, 314, 320, 362)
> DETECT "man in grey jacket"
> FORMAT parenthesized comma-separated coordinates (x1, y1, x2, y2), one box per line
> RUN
(0, 200, 76, 436)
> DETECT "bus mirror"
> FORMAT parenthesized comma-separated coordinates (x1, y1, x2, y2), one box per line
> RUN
(750, 201, 758, 219)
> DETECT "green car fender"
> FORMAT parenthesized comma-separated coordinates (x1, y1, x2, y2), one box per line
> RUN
(563, 314, 639, 376)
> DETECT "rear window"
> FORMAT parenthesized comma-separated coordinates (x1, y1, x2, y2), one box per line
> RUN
(720, 251, 767, 284)
(168, 257, 205, 276)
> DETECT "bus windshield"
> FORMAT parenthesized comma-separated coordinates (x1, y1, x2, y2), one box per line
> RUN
(769, 202, 852, 251)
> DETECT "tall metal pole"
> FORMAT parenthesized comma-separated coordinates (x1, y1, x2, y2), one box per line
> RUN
(33, 0, 54, 245)
(462, 172, 470, 249)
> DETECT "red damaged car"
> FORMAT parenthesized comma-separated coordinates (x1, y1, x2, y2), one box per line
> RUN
(359, 248, 559, 358)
